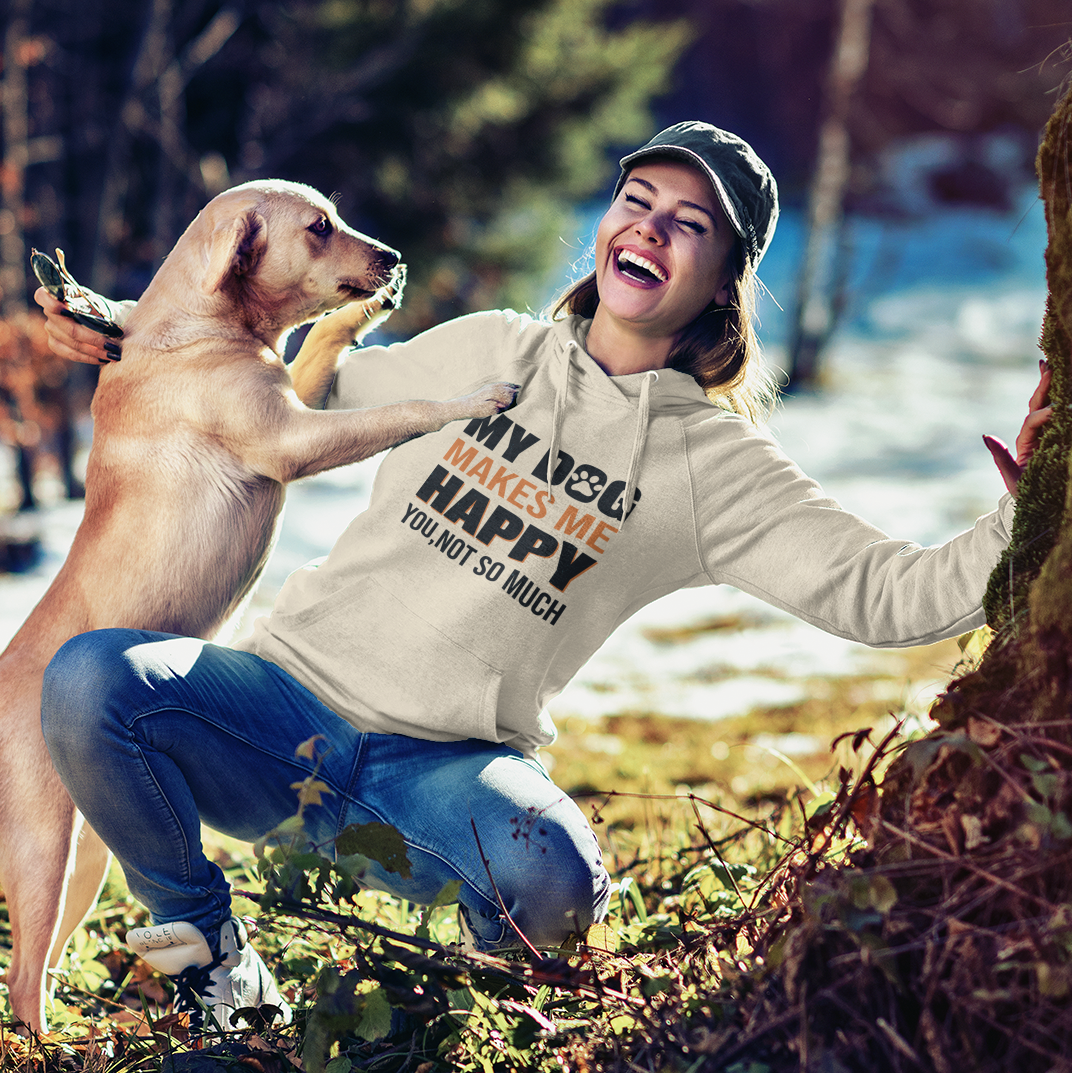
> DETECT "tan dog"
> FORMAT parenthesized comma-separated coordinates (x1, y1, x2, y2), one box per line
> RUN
(0, 179, 518, 1032)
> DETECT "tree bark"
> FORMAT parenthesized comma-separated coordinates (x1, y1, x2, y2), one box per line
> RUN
(786, 0, 875, 389)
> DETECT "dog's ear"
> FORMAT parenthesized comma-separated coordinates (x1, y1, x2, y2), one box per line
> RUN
(201, 210, 267, 295)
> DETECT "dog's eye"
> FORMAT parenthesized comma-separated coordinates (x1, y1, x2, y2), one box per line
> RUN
(308, 216, 332, 236)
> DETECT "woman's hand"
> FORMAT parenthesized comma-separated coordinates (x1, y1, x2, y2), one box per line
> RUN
(983, 360, 1053, 496)
(33, 286, 122, 365)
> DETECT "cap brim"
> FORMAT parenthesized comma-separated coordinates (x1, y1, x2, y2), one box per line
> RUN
(615, 145, 747, 244)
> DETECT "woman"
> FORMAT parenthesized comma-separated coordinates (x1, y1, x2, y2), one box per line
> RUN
(35, 122, 1050, 1032)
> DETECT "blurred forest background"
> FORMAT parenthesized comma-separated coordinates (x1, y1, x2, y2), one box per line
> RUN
(0, 0, 1069, 567)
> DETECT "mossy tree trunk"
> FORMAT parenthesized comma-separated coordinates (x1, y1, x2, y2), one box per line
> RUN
(925, 77, 1072, 733)
(717, 75, 1072, 1073)
(857, 75, 1072, 1070)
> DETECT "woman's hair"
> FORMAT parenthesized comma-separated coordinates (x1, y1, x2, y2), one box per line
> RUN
(551, 208, 779, 424)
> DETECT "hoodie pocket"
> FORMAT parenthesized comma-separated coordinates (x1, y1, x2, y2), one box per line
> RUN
(273, 576, 503, 742)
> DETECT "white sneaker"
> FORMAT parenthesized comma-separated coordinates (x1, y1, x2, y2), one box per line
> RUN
(126, 917, 292, 1032)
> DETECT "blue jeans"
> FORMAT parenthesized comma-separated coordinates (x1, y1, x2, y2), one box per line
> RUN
(41, 629, 609, 952)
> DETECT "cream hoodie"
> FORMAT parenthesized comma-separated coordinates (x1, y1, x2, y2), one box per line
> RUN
(236, 311, 1014, 755)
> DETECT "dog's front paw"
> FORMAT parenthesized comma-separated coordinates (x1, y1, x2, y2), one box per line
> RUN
(466, 382, 519, 416)
(378, 264, 407, 311)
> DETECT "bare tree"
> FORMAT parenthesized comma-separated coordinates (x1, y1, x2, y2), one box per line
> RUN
(786, 0, 876, 389)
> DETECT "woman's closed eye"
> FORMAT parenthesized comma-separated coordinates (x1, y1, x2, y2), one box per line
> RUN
(626, 194, 708, 235)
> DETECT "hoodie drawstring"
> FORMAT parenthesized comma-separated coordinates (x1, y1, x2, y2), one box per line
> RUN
(621, 370, 656, 524)
(546, 341, 654, 524)
(544, 344, 571, 500)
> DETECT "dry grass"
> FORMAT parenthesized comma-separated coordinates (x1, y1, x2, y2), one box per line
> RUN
(0, 634, 961, 1070)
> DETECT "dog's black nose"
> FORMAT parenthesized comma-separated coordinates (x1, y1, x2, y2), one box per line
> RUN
(377, 248, 401, 270)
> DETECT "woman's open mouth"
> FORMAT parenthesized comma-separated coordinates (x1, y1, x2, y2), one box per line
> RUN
(614, 248, 668, 286)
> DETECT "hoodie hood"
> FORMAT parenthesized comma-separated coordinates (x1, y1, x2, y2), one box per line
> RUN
(542, 316, 713, 522)
(545, 313, 712, 510)
(546, 315, 712, 409)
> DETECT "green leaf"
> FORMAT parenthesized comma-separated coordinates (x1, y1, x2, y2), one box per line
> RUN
(641, 974, 673, 996)
(335, 853, 371, 878)
(66, 957, 111, 994)
(335, 822, 412, 879)
(502, 998, 554, 1048)
(957, 626, 992, 662)
(848, 875, 873, 910)
(287, 851, 327, 871)
(584, 920, 618, 952)
(616, 876, 648, 922)
(1020, 753, 1050, 773)
(429, 878, 464, 911)
(690, 859, 757, 891)
(1052, 812, 1072, 839)
(356, 986, 394, 1042)
(417, 878, 463, 939)
(273, 814, 308, 838)
(903, 738, 942, 781)
(868, 875, 898, 914)
(1032, 771, 1061, 798)
(291, 777, 334, 808)
(282, 955, 319, 978)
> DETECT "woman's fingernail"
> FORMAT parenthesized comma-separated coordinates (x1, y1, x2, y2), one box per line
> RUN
(59, 309, 76, 321)
(1041, 358, 1049, 371)
(104, 342, 122, 359)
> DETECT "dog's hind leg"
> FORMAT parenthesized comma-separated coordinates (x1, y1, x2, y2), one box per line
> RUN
(49, 818, 111, 973)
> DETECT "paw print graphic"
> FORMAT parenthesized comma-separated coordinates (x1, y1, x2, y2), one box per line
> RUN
(564, 466, 606, 503)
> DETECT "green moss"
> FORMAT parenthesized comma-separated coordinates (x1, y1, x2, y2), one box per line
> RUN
(983, 83, 1072, 634)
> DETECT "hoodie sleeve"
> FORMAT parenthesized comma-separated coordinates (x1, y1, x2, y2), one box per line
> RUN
(688, 413, 1014, 648)
(325, 310, 530, 411)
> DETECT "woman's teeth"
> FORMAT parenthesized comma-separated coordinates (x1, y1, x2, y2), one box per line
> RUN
(616, 249, 667, 283)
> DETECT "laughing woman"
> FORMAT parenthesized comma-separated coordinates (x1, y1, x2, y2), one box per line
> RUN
(35, 122, 1050, 1032)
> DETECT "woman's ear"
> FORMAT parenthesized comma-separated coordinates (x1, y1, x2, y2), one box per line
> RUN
(715, 242, 746, 309)
(714, 275, 733, 308)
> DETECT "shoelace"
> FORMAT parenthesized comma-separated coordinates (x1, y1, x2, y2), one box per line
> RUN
(172, 949, 228, 1029)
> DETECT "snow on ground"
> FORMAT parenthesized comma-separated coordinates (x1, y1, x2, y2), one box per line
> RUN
(0, 179, 1049, 728)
